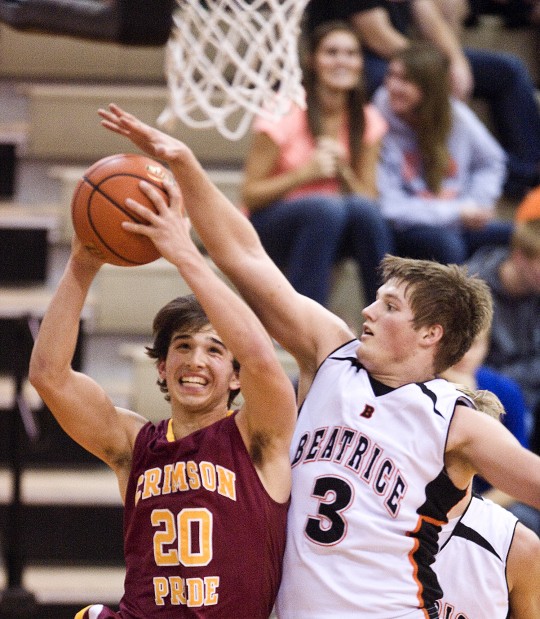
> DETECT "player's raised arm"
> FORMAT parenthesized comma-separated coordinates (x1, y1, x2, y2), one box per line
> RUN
(121, 177, 297, 501)
(28, 237, 146, 494)
(447, 404, 540, 511)
(98, 104, 352, 375)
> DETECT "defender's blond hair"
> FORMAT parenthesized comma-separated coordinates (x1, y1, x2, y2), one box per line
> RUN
(454, 384, 505, 421)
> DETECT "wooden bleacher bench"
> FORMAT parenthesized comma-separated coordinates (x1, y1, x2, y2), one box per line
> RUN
(0, 376, 41, 412)
(21, 83, 251, 165)
(0, 201, 61, 242)
(0, 286, 95, 410)
(0, 22, 166, 82)
(0, 565, 125, 607)
(0, 466, 123, 607)
(90, 258, 224, 335)
(0, 120, 28, 147)
(0, 467, 120, 507)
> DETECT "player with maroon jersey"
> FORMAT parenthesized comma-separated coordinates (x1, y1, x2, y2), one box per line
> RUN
(30, 177, 297, 618)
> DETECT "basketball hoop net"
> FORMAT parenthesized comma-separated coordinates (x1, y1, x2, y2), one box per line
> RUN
(158, 0, 308, 141)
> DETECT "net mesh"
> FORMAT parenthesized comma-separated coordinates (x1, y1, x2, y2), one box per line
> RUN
(158, 0, 308, 140)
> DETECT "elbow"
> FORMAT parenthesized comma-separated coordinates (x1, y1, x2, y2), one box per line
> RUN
(28, 350, 42, 389)
(28, 356, 48, 395)
(29, 351, 61, 396)
(243, 348, 285, 383)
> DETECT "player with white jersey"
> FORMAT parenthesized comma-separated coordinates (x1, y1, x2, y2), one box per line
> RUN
(436, 495, 517, 619)
(433, 387, 540, 619)
(436, 492, 540, 619)
(99, 103, 540, 619)
(284, 340, 473, 616)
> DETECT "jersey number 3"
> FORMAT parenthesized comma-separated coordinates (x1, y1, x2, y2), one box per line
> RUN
(305, 476, 353, 545)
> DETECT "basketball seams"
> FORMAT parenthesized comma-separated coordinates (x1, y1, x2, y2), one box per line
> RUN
(83, 173, 162, 224)
(71, 153, 168, 266)
(83, 181, 143, 265)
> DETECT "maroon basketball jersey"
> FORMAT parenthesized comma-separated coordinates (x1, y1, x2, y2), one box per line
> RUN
(119, 413, 288, 618)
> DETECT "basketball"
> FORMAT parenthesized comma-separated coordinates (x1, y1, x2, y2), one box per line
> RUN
(71, 153, 169, 266)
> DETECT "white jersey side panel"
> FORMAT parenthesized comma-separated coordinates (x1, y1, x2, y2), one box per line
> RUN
(434, 496, 517, 619)
(276, 340, 468, 619)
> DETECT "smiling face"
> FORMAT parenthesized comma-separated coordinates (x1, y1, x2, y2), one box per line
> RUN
(313, 28, 363, 92)
(158, 325, 240, 415)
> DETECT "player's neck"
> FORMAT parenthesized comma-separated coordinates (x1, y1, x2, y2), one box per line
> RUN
(170, 406, 229, 440)
(365, 351, 437, 388)
(441, 367, 477, 390)
(368, 365, 437, 389)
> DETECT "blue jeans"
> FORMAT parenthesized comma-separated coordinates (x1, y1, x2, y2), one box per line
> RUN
(392, 220, 514, 264)
(249, 194, 394, 306)
(364, 48, 540, 197)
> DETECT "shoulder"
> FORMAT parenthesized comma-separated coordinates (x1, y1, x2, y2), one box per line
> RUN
(363, 103, 388, 143)
(511, 520, 540, 553)
(450, 97, 479, 122)
(429, 377, 474, 401)
(470, 494, 517, 526)
(131, 417, 165, 448)
(507, 521, 540, 589)
(450, 98, 502, 145)
(372, 86, 390, 115)
(253, 101, 306, 144)
(446, 401, 499, 458)
(450, 401, 497, 436)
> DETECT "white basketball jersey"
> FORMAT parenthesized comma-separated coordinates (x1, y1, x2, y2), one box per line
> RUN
(276, 340, 470, 619)
(434, 495, 517, 619)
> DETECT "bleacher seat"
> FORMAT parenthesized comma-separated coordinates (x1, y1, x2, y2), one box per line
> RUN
(23, 83, 251, 165)
(0, 22, 166, 81)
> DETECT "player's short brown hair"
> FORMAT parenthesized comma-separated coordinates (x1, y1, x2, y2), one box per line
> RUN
(380, 255, 493, 374)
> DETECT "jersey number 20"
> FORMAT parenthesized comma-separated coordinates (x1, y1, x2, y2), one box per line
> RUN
(152, 508, 213, 566)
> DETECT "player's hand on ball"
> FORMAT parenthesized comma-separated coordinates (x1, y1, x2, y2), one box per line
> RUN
(70, 234, 106, 271)
(122, 178, 193, 265)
